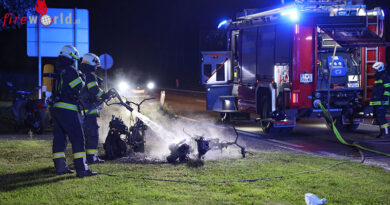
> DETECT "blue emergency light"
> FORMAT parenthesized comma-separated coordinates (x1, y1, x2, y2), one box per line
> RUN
(218, 19, 229, 29)
(281, 7, 299, 22)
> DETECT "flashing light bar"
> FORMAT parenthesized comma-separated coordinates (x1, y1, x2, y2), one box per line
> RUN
(217, 19, 229, 29)
(281, 7, 300, 22)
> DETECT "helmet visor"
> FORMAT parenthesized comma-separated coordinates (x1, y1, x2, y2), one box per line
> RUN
(70, 53, 80, 60)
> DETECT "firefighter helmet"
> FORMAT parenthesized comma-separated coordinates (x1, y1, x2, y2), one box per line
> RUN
(82, 53, 101, 68)
(373, 62, 385, 72)
(59, 45, 80, 60)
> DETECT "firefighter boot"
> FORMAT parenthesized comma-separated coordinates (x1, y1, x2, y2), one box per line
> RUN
(53, 158, 74, 175)
(87, 154, 105, 164)
(379, 127, 390, 139)
(376, 128, 384, 138)
(74, 157, 99, 178)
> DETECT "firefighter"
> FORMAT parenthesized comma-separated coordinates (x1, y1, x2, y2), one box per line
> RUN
(51, 45, 98, 177)
(370, 62, 390, 139)
(79, 53, 107, 164)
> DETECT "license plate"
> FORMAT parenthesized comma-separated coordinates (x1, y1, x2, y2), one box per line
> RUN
(347, 82, 359, 88)
(300, 73, 313, 84)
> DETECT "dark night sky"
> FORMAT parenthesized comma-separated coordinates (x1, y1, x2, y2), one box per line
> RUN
(1, 0, 390, 90)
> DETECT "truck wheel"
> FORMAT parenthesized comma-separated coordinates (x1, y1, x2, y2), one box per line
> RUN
(260, 96, 280, 134)
(345, 124, 359, 131)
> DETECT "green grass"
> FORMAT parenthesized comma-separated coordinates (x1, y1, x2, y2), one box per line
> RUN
(0, 140, 389, 205)
(0, 101, 12, 108)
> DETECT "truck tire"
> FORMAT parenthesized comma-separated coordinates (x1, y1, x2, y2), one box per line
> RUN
(345, 123, 359, 131)
(260, 96, 280, 134)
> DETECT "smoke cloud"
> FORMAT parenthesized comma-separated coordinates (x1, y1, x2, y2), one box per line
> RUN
(97, 95, 243, 161)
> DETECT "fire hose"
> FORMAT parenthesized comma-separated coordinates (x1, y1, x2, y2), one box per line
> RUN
(99, 160, 347, 184)
(318, 102, 390, 157)
(81, 88, 133, 116)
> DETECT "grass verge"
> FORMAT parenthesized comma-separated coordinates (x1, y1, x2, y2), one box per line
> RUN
(0, 139, 389, 205)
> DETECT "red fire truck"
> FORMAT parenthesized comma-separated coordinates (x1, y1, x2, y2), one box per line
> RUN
(201, 0, 389, 133)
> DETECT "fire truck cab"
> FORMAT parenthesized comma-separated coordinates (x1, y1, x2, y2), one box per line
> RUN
(201, 0, 389, 133)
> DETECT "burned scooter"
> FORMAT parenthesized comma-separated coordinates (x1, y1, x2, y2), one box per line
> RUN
(101, 88, 154, 159)
(167, 127, 246, 163)
(103, 115, 129, 160)
(193, 126, 246, 160)
(166, 139, 192, 163)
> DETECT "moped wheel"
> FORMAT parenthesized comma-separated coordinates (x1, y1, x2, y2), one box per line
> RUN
(133, 127, 145, 153)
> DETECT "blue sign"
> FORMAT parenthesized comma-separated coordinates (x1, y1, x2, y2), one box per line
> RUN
(27, 8, 89, 57)
(100, 53, 114, 70)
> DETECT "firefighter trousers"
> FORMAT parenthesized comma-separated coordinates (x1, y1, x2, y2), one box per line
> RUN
(374, 105, 389, 129)
(51, 107, 86, 159)
(82, 115, 99, 155)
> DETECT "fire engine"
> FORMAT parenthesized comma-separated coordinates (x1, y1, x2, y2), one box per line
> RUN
(201, 0, 389, 133)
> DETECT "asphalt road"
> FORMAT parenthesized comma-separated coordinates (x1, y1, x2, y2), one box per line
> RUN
(159, 89, 390, 170)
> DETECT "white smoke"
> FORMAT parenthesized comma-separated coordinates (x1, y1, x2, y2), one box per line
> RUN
(96, 76, 243, 161)
(98, 96, 244, 161)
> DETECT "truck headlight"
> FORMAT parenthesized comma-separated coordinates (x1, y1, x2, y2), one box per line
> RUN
(118, 81, 129, 92)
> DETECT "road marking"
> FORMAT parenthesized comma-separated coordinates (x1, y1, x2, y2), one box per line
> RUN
(317, 151, 345, 159)
(236, 130, 262, 138)
(259, 140, 316, 155)
(180, 115, 264, 137)
(267, 139, 304, 148)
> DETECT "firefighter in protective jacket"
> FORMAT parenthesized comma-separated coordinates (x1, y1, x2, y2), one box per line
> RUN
(370, 62, 390, 139)
(79, 53, 107, 164)
(51, 45, 98, 177)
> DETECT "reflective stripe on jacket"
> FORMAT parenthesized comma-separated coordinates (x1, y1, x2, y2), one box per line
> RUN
(53, 102, 78, 111)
